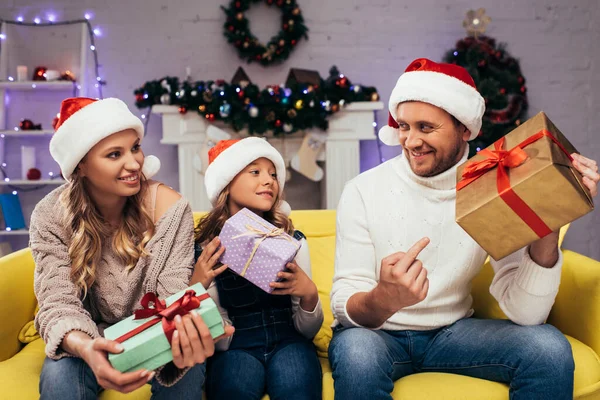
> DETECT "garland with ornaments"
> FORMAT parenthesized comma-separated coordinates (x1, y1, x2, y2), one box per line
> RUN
(222, 0, 308, 66)
(443, 9, 528, 156)
(134, 66, 379, 136)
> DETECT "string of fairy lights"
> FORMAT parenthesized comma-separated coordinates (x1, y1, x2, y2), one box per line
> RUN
(0, 12, 106, 232)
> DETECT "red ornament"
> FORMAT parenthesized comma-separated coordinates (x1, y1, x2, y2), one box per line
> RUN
(235, 1, 241, 8)
(518, 76, 525, 84)
(32, 67, 47, 81)
(206, 113, 216, 122)
(499, 88, 507, 95)
(27, 168, 42, 181)
(495, 51, 502, 58)
(135, 93, 144, 102)
(520, 86, 527, 93)
(283, 24, 289, 30)
(256, 55, 262, 60)
(277, 0, 284, 5)
(238, 90, 245, 99)
(291, 39, 297, 46)
(178, 106, 187, 114)
(228, 25, 235, 32)
(216, 79, 226, 86)
(275, 120, 282, 128)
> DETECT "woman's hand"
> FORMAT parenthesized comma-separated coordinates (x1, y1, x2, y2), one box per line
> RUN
(78, 336, 154, 393)
(171, 311, 235, 369)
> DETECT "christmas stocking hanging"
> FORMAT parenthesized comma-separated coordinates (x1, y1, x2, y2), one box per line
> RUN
(290, 133, 326, 181)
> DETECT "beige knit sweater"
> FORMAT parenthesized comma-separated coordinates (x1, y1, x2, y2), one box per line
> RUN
(30, 184, 196, 386)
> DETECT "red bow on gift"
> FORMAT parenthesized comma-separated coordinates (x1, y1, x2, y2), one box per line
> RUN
(457, 130, 573, 238)
(114, 290, 210, 344)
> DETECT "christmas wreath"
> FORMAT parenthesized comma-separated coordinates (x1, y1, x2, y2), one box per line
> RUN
(222, 0, 308, 66)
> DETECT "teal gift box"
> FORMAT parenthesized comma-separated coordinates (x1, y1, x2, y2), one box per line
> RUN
(104, 283, 224, 373)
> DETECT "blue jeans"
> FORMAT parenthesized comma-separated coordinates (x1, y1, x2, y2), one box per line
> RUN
(206, 309, 322, 400)
(39, 356, 206, 399)
(328, 318, 574, 400)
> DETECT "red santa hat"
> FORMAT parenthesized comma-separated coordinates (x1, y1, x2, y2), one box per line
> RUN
(204, 137, 291, 216)
(378, 58, 485, 146)
(50, 97, 161, 180)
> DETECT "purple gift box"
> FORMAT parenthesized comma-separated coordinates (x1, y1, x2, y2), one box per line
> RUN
(219, 208, 301, 293)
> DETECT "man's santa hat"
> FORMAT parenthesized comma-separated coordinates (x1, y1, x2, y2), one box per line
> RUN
(378, 58, 485, 146)
(50, 97, 161, 180)
(204, 137, 291, 216)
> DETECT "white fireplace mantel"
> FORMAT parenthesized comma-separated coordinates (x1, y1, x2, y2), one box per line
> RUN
(152, 101, 383, 211)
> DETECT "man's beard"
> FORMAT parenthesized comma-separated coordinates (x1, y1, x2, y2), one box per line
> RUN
(409, 140, 466, 178)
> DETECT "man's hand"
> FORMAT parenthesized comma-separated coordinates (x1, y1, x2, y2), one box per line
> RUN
(373, 237, 431, 315)
(346, 237, 430, 328)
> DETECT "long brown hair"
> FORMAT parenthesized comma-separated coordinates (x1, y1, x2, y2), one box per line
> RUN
(194, 187, 294, 245)
(59, 172, 155, 297)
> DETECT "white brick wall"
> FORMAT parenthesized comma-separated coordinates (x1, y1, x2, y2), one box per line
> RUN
(1, 0, 598, 260)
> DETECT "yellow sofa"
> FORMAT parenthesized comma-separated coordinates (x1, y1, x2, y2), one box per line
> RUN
(1, 210, 600, 400)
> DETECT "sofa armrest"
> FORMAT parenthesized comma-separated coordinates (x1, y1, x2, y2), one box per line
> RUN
(547, 250, 600, 356)
(0, 248, 37, 361)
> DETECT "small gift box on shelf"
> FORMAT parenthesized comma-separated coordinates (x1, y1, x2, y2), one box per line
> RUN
(104, 283, 224, 373)
(456, 111, 594, 260)
(219, 208, 301, 293)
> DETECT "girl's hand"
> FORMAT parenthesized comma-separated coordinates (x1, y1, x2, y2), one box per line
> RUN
(269, 261, 319, 311)
(572, 153, 599, 197)
(192, 237, 228, 288)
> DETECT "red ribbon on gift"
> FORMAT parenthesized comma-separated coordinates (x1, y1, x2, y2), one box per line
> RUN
(114, 290, 210, 344)
(457, 130, 574, 238)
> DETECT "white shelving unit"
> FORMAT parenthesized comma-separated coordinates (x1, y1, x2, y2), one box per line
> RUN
(0, 22, 90, 239)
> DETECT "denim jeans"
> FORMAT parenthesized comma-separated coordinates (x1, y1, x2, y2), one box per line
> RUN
(328, 318, 574, 400)
(206, 309, 322, 400)
(39, 356, 207, 400)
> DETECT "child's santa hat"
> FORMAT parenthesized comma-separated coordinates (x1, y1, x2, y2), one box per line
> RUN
(378, 58, 485, 146)
(50, 97, 161, 180)
(204, 137, 291, 216)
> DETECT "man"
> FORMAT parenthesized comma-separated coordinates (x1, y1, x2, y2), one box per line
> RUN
(329, 58, 599, 400)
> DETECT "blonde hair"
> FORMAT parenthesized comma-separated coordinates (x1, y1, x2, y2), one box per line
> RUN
(59, 172, 155, 297)
(195, 187, 294, 245)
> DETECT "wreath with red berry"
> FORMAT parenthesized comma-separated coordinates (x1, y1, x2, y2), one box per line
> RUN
(222, 0, 308, 67)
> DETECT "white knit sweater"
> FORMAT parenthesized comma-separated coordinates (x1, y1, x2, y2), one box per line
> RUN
(331, 148, 563, 331)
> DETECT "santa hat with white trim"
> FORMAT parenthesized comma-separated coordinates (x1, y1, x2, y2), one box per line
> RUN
(204, 137, 291, 216)
(50, 97, 161, 180)
(378, 58, 486, 146)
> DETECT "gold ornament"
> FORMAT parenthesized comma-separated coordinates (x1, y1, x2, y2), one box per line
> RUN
(294, 99, 304, 110)
(244, 98, 251, 105)
(371, 92, 380, 101)
(279, 39, 285, 46)
(198, 105, 206, 112)
(287, 109, 297, 118)
(288, 19, 295, 26)
(332, 104, 340, 112)
(243, 42, 249, 49)
(236, 12, 244, 21)
(292, 8, 300, 16)
(463, 8, 491, 38)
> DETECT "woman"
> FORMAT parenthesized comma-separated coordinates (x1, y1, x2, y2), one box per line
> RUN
(31, 97, 232, 399)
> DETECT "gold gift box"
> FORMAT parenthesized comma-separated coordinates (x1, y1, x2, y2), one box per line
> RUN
(456, 112, 594, 260)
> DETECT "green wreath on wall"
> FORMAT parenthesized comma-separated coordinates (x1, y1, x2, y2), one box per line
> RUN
(222, 0, 309, 66)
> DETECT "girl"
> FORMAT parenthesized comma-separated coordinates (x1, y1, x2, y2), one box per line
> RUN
(31, 97, 233, 400)
(194, 137, 324, 400)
